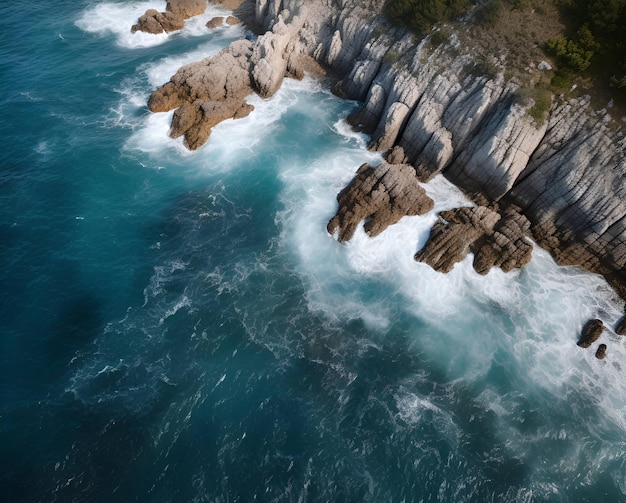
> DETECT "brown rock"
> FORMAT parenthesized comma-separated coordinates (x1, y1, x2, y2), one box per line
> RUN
(147, 39, 255, 150)
(225, 15, 240, 25)
(166, 0, 206, 18)
(132, 0, 206, 34)
(414, 206, 500, 273)
(577, 319, 604, 348)
(615, 315, 626, 336)
(472, 206, 533, 274)
(595, 344, 607, 359)
(327, 161, 434, 242)
(206, 16, 224, 29)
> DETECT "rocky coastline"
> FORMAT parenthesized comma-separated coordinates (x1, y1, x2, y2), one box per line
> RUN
(133, 0, 626, 351)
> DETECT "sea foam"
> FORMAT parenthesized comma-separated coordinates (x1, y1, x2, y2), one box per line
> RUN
(75, 1, 242, 49)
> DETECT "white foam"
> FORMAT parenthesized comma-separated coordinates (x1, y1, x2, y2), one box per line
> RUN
(76, 1, 242, 49)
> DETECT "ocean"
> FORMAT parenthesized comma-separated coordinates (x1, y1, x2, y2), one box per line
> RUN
(1, 1, 626, 501)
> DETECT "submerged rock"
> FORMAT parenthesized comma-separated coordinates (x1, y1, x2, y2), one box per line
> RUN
(577, 319, 604, 348)
(327, 161, 434, 242)
(615, 315, 626, 336)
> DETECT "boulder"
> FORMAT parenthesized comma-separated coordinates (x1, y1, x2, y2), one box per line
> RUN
(226, 15, 240, 25)
(206, 17, 224, 29)
(615, 315, 626, 336)
(132, 0, 206, 34)
(577, 319, 604, 348)
(327, 161, 434, 242)
(595, 344, 607, 360)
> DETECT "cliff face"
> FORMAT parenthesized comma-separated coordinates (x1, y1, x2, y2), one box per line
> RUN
(146, 0, 626, 289)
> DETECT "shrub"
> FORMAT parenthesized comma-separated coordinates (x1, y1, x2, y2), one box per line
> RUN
(385, 0, 473, 35)
(429, 27, 451, 47)
(476, 0, 503, 26)
(384, 50, 401, 64)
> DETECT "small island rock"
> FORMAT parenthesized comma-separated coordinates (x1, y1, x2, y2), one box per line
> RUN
(577, 319, 604, 348)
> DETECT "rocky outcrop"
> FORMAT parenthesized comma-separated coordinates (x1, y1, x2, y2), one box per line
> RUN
(132, 0, 207, 34)
(616, 316, 626, 336)
(148, 8, 309, 149)
(148, 39, 255, 149)
(577, 319, 604, 348)
(206, 16, 224, 28)
(327, 161, 434, 242)
(414, 205, 532, 274)
(143, 0, 625, 295)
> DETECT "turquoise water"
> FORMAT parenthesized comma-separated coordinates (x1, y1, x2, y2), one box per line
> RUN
(2, 1, 626, 501)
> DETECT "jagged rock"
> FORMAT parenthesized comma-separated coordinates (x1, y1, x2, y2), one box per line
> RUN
(414, 206, 500, 273)
(577, 319, 604, 348)
(143, 0, 626, 294)
(206, 16, 224, 29)
(595, 344, 607, 359)
(148, 39, 255, 149)
(327, 161, 434, 242)
(472, 206, 533, 274)
(132, 0, 206, 34)
(616, 315, 626, 336)
(412, 204, 533, 274)
(166, 0, 206, 18)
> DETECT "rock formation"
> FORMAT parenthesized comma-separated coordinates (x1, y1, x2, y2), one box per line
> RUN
(148, 8, 309, 149)
(616, 315, 626, 336)
(327, 161, 434, 242)
(148, 39, 255, 149)
(577, 319, 604, 348)
(413, 205, 532, 274)
(142, 0, 625, 297)
(132, 0, 207, 34)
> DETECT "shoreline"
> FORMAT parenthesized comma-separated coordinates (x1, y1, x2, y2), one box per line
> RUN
(137, 0, 626, 305)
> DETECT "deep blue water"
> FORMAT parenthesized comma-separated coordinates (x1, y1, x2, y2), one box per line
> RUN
(2, 1, 626, 501)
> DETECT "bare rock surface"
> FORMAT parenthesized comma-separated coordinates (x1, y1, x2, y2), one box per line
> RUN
(577, 319, 604, 348)
(206, 16, 224, 28)
(414, 205, 532, 274)
(327, 161, 434, 242)
(148, 39, 255, 149)
(616, 315, 626, 336)
(132, 0, 206, 34)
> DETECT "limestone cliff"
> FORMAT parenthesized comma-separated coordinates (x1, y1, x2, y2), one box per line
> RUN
(144, 0, 626, 294)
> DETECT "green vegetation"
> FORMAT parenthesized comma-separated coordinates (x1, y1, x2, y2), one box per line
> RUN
(383, 50, 401, 64)
(476, 0, 503, 26)
(517, 82, 553, 124)
(547, 0, 626, 92)
(429, 27, 451, 47)
(384, 0, 474, 34)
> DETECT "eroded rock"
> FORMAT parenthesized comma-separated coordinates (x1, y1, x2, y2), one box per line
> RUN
(616, 315, 626, 336)
(414, 206, 499, 273)
(413, 205, 532, 274)
(577, 319, 604, 348)
(327, 161, 434, 242)
(132, 0, 206, 34)
(206, 16, 224, 29)
(148, 39, 255, 149)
